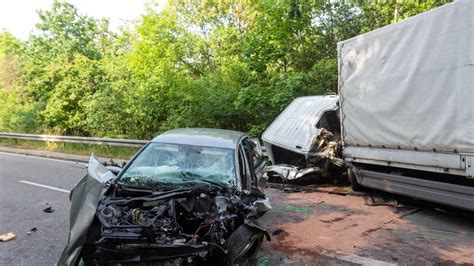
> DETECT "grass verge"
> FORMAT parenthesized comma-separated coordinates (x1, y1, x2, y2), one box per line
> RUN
(0, 138, 140, 159)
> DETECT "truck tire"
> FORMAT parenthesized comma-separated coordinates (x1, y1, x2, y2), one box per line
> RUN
(349, 167, 364, 192)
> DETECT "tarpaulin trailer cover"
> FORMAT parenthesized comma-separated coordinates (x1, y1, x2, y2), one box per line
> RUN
(338, 0, 474, 155)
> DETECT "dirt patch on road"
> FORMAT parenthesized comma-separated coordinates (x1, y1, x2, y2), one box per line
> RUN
(257, 188, 474, 265)
(275, 193, 406, 255)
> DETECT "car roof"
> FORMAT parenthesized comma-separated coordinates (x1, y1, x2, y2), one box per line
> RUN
(151, 128, 246, 149)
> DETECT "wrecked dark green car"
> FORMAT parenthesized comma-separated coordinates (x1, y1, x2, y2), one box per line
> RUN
(58, 128, 271, 265)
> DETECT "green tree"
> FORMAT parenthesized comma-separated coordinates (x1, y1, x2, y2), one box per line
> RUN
(0, 0, 452, 137)
(20, 0, 112, 135)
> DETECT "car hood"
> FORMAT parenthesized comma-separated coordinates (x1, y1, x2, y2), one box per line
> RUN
(57, 155, 115, 266)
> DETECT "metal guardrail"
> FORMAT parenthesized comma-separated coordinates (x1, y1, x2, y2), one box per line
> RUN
(0, 132, 148, 147)
(0, 132, 268, 156)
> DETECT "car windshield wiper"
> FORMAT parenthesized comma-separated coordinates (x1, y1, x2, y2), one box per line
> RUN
(180, 171, 227, 189)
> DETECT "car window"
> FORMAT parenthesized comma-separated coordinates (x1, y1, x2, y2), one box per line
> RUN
(119, 143, 236, 188)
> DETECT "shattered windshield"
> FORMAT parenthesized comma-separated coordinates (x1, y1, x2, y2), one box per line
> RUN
(119, 142, 236, 188)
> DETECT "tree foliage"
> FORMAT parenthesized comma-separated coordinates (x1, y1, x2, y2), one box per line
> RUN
(0, 0, 450, 138)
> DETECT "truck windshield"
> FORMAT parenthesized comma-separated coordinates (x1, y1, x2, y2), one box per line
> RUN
(119, 143, 235, 189)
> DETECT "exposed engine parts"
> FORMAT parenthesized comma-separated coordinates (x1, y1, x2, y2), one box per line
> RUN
(80, 185, 269, 264)
(59, 131, 271, 265)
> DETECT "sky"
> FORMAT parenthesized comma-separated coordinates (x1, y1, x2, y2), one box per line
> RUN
(0, 0, 165, 40)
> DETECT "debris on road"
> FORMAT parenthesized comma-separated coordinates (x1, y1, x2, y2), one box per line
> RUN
(267, 182, 359, 197)
(327, 187, 352, 196)
(27, 227, 37, 235)
(264, 164, 321, 183)
(0, 232, 16, 242)
(363, 194, 399, 207)
(283, 187, 302, 193)
(43, 206, 54, 213)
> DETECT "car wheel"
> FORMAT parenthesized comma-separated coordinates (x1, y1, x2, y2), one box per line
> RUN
(220, 224, 264, 266)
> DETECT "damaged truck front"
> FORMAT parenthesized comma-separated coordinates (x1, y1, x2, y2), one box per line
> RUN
(262, 95, 346, 184)
(59, 128, 271, 265)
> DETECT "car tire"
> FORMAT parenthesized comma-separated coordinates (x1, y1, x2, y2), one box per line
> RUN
(220, 224, 264, 266)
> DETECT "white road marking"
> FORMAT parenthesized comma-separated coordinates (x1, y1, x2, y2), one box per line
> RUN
(19, 180, 70, 194)
(0, 151, 85, 165)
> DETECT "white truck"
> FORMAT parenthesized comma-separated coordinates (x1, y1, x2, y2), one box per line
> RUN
(264, 0, 474, 211)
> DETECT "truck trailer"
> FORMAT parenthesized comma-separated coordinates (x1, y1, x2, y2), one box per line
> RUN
(263, 0, 474, 211)
(338, 0, 474, 211)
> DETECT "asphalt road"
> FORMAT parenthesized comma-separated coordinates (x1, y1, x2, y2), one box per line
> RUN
(1, 151, 474, 265)
(0, 152, 85, 265)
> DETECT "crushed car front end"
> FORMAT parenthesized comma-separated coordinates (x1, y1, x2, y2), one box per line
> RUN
(59, 129, 270, 266)
(80, 184, 269, 265)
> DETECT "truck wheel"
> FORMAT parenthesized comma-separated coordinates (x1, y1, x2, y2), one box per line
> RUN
(349, 168, 364, 192)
